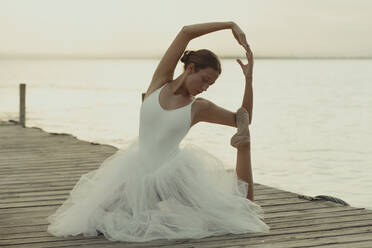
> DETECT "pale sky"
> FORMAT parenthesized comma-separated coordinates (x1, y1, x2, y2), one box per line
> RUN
(0, 0, 371, 58)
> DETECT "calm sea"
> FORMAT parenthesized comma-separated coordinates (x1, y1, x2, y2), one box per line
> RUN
(1, 58, 371, 210)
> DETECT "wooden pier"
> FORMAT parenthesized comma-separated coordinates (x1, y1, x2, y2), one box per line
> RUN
(1, 121, 372, 248)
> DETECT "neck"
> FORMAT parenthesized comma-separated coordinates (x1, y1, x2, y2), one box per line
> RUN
(170, 75, 190, 97)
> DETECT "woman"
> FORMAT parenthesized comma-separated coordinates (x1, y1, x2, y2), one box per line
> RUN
(47, 21, 270, 243)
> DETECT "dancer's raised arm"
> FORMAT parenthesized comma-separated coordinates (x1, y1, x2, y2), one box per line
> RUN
(149, 22, 247, 91)
(237, 48, 254, 124)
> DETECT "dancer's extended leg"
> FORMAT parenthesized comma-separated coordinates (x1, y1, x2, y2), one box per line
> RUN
(236, 143, 254, 201)
(231, 107, 254, 201)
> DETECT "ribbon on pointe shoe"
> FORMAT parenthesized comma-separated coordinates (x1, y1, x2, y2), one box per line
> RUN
(230, 107, 251, 148)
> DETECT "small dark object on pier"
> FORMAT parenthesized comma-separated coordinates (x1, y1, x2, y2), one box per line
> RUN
(50, 132, 72, 136)
(9, 119, 19, 124)
(298, 194, 350, 206)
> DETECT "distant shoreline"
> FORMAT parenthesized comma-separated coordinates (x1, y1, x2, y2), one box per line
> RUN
(0, 56, 371, 60)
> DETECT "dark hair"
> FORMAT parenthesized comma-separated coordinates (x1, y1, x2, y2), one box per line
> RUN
(180, 49, 221, 74)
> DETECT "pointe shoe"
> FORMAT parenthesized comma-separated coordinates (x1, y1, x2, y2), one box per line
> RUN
(230, 107, 250, 148)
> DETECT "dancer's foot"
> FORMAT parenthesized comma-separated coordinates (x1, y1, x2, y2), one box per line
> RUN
(231, 107, 250, 148)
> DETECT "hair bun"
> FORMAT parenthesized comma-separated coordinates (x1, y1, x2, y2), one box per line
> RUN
(180, 50, 194, 63)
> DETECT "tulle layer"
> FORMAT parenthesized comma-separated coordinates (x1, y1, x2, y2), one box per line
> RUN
(47, 140, 270, 242)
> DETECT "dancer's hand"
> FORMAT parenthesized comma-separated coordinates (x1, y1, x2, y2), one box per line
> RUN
(231, 22, 249, 51)
(236, 48, 254, 81)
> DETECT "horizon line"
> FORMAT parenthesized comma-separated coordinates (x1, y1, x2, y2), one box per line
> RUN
(1, 55, 372, 60)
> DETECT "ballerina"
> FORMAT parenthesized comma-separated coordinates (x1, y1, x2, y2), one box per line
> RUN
(47, 21, 270, 242)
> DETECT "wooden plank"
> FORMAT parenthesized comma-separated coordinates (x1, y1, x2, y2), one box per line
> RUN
(0, 196, 343, 214)
(223, 233, 372, 248)
(0, 195, 309, 209)
(0, 142, 99, 147)
(0, 184, 275, 195)
(0, 199, 66, 209)
(0, 185, 79, 193)
(2, 210, 371, 242)
(160, 224, 372, 248)
(3, 170, 264, 183)
(3, 207, 370, 228)
(263, 201, 342, 213)
(310, 240, 372, 248)
(3, 208, 372, 233)
(3, 209, 372, 230)
(0, 238, 113, 248)
(0, 155, 114, 162)
(0, 146, 113, 151)
(0, 188, 306, 204)
(0, 148, 114, 154)
(266, 206, 366, 219)
(266, 208, 370, 222)
(0, 156, 112, 163)
(0, 205, 365, 224)
(0, 167, 101, 176)
(0, 168, 98, 176)
(3, 212, 372, 247)
(3, 225, 367, 243)
(0, 162, 102, 171)
(0, 178, 272, 193)
(0, 189, 293, 199)
(0, 142, 113, 148)
(2, 220, 372, 248)
(168, 232, 372, 248)
(0, 178, 84, 187)
(0, 172, 95, 182)
(0, 190, 296, 205)
(0, 204, 364, 227)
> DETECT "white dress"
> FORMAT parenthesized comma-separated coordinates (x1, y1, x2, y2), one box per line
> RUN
(46, 82, 270, 242)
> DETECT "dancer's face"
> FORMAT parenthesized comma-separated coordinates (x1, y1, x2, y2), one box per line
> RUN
(185, 65, 219, 96)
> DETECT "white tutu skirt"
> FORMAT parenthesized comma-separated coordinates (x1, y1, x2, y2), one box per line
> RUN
(46, 139, 270, 242)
